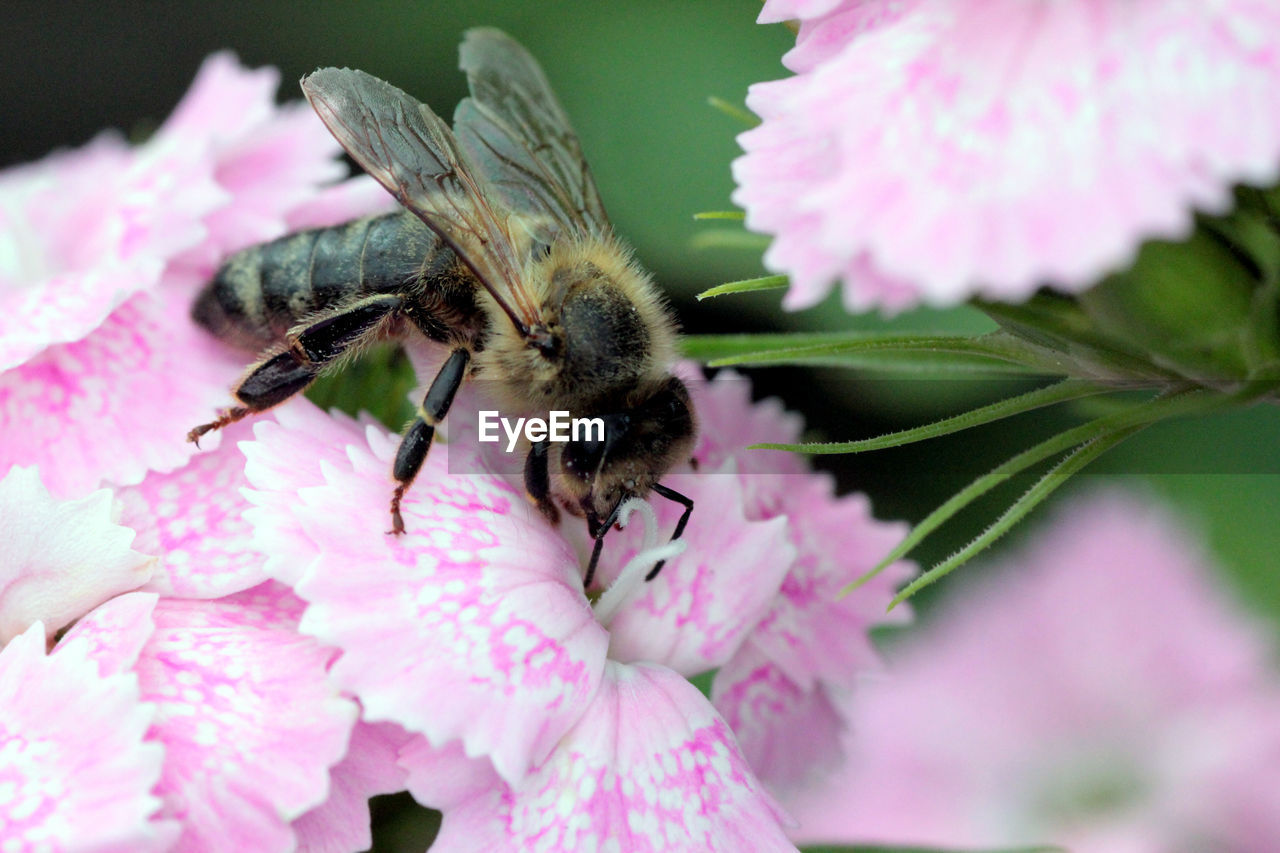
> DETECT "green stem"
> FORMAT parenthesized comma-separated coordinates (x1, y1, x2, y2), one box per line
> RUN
(753, 379, 1109, 454)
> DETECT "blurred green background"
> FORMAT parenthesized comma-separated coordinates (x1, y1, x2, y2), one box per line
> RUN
(7, 1, 1279, 848)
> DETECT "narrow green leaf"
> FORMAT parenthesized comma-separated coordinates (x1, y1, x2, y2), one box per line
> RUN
(753, 379, 1107, 454)
(707, 335, 1042, 372)
(695, 275, 788, 301)
(888, 425, 1143, 609)
(681, 332, 1046, 375)
(842, 387, 1231, 596)
(706, 95, 759, 126)
(692, 210, 746, 221)
(688, 229, 771, 251)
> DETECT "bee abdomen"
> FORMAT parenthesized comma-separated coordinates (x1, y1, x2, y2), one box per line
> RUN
(193, 210, 437, 350)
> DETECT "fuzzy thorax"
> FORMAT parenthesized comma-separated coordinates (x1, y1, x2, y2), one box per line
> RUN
(474, 235, 679, 415)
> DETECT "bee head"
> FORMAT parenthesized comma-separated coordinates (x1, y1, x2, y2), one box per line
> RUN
(558, 375, 696, 524)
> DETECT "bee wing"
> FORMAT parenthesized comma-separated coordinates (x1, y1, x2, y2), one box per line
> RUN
(302, 67, 544, 338)
(454, 28, 610, 241)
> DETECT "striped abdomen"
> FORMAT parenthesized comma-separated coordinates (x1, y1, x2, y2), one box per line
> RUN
(193, 209, 450, 351)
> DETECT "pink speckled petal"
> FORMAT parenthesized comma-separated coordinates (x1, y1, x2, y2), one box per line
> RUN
(737, 0, 1280, 309)
(240, 404, 386, 586)
(118, 419, 267, 598)
(687, 368, 807, 484)
(428, 662, 795, 852)
(58, 591, 159, 677)
(139, 584, 357, 853)
(242, 402, 610, 786)
(745, 479, 910, 689)
(711, 643, 847, 792)
(0, 466, 155, 643)
(0, 621, 176, 852)
(293, 722, 412, 853)
(399, 737, 500, 814)
(0, 287, 244, 498)
(600, 467, 795, 676)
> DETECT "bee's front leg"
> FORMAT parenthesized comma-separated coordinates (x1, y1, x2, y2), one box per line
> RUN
(390, 347, 470, 534)
(523, 440, 560, 525)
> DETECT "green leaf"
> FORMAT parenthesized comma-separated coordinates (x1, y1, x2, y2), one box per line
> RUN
(753, 379, 1107, 454)
(681, 331, 1051, 375)
(695, 274, 787, 300)
(688, 229, 772, 251)
(692, 210, 746, 221)
(888, 425, 1143, 609)
(706, 95, 759, 126)
(843, 386, 1244, 597)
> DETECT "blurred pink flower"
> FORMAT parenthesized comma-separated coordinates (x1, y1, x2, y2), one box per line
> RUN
(238, 362, 908, 846)
(0, 52, 387, 497)
(736, 0, 1280, 311)
(786, 492, 1280, 851)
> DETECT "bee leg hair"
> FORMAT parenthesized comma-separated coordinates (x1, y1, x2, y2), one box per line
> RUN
(389, 347, 471, 534)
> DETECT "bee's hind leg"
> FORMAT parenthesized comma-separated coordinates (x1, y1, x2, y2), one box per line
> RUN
(188, 294, 404, 446)
(187, 350, 320, 445)
(390, 347, 471, 534)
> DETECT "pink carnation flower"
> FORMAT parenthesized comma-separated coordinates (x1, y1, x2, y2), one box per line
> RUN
(238, 362, 908, 846)
(736, 0, 1280, 310)
(0, 52, 387, 498)
(0, 457, 401, 850)
(787, 492, 1280, 851)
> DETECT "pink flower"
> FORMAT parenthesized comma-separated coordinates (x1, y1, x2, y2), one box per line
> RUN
(238, 361, 907, 846)
(0, 465, 154, 643)
(0, 457, 400, 850)
(0, 52, 386, 498)
(786, 492, 1280, 851)
(0, 620, 174, 852)
(736, 0, 1280, 310)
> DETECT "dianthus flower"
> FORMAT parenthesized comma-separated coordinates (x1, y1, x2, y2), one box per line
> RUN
(0, 458, 406, 851)
(0, 52, 386, 497)
(736, 0, 1280, 310)
(786, 492, 1280, 851)
(238, 364, 910, 849)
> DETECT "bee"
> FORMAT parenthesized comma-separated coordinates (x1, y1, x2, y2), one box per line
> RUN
(188, 28, 695, 586)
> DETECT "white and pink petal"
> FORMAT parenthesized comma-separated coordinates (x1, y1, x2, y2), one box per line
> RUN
(119, 419, 268, 598)
(137, 584, 357, 853)
(422, 662, 795, 852)
(243, 403, 610, 786)
(0, 621, 175, 852)
(0, 287, 244, 497)
(293, 721, 413, 853)
(0, 465, 155, 644)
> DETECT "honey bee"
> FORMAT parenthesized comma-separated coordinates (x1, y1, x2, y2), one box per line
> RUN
(188, 28, 695, 586)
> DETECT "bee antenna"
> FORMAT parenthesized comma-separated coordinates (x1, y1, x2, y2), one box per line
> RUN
(645, 484, 693, 582)
(583, 498, 625, 589)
